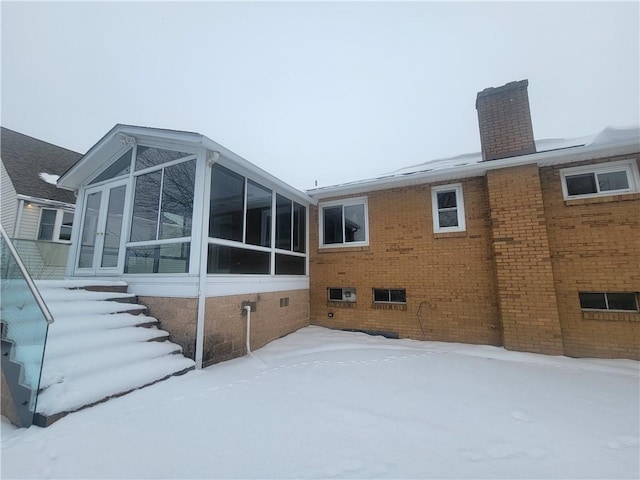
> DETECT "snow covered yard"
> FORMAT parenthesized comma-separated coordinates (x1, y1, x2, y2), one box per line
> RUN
(2, 326, 638, 479)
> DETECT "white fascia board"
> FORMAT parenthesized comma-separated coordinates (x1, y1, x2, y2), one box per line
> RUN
(17, 194, 75, 210)
(307, 140, 640, 200)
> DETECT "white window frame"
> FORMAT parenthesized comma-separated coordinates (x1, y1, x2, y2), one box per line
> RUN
(560, 159, 640, 200)
(431, 183, 466, 233)
(319, 196, 369, 248)
(38, 208, 74, 243)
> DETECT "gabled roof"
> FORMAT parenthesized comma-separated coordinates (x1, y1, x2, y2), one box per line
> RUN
(307, 126, 640, 199)
(58, 124, 314, 205)
(1, 127, 82, 205)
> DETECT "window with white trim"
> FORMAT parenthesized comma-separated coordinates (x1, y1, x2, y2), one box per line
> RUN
(38, 208, 74, 242)
(319, 197, 368, 247)
(431, 183, 466, 233)
(560, 160, 639, 199)
(579, 292, 638, 312)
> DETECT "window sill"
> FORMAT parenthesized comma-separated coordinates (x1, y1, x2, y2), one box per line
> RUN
(372, 303, 407, 311)
(433, 231, 467, 239)
(327, 301, 357, 308)
(318, 245, 370, 253)
(565, 192, 640, 206)
(582, 310, 639, 322)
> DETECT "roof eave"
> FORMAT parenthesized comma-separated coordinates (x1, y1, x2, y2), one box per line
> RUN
(307, 139, 639, 200)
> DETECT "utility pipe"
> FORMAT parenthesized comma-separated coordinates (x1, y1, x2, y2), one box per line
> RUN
(244, 305, 252, 355)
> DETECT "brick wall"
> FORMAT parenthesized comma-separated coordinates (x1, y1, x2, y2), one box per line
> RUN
(141, 290, 310, 366)
(540, 155, 640, 359)
(476, 80, 536, 161)
(309, 177, 502, 346)
(486, 164, 564, 355)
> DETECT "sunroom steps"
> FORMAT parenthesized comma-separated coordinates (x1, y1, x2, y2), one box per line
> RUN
(30, 280, 195, 426)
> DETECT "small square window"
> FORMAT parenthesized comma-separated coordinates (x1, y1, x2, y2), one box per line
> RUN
(319, 197, 368, 247)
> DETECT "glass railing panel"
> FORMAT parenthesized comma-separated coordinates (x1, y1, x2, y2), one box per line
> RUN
(10, 238, 70, 280)
(1, 226, 53, 420)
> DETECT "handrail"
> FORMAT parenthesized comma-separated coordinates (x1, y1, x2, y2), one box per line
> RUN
(0, 224, 54, 324)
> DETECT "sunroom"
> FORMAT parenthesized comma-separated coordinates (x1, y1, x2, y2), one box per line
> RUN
(57, 125, 314, 367)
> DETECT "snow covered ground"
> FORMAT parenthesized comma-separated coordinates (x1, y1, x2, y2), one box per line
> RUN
(2, 326, 639, 479)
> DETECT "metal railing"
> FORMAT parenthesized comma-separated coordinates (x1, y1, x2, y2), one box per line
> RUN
(1, 223, 53, 427)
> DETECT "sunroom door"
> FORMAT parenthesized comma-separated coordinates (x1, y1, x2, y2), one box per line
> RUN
(76, 181, 128, 274)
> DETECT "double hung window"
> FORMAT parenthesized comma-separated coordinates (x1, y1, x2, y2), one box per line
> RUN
(431, 184, 465, 233)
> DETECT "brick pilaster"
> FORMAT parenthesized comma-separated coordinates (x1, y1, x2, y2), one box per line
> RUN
(487, 164, 564, 355)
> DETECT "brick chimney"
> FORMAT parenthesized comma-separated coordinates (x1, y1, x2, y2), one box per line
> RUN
(476, 80, 536, 161)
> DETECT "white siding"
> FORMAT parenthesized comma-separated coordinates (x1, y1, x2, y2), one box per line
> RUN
(17, 204, 41, 240)
(0, 159, 17, 237)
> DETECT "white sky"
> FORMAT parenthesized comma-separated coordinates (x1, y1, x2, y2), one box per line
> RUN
(2, 1, 639, 189)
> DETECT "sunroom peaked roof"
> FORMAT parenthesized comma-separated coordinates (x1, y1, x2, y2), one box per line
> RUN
(1, 127, 82, 205)
(58, 124, 314, 205)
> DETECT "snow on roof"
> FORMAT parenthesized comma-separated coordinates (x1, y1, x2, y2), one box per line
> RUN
(307, 126, 640, 197)
(38, 172, 60, 185)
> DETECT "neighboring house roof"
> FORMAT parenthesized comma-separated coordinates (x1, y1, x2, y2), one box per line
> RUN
(1, 127, 82, 205)
(307, 126, 640, 199)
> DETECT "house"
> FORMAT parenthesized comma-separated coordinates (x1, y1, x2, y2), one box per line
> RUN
(56, 126, 314, 368)
(307, 80, 639, 360)
(55, 80, 639, 363)
(1, 127, 82, 278)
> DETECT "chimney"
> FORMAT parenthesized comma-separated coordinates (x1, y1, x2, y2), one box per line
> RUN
(476, 79, 536, 161)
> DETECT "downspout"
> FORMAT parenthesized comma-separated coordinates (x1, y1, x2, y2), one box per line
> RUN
(195, 150, 220, 369)
(244, 305, 252, 355)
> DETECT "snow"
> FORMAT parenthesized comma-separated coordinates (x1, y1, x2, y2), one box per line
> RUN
(2, 326, 638, 479)
(38, 172, 59, 185)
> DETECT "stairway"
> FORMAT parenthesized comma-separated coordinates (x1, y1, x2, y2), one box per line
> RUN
(32, 280, 195, 426)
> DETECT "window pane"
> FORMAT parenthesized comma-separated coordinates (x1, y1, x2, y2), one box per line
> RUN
(566, 173, 597, 196)
(209, 164, 244, 242)
(90, 149, 132, 184)
(293, 202, 306, 253)
(606, 293, 638, 311)
(246, 181, 272, 247)
(437, 191, 457, 209)
(160, 160, 196, 240)
(59, 212, 74, 241)
(438, 210, 459, 228)
(135, 146, 191, 171)
(597, 171, 629, 192)
(78, 192, 101, 268)
(124, 243, 190, 274)
(207, 245, 270, 274)
(275, 254, 305, 275)
(276, 194, 292, 250)
(101, 186, 126, 268)
(374, 289, 390, 302)
(390, 289, 407, 303)
(328, 288, 343, 301)
(38, 210, 56, 240)
(130, 171, 161, 242)
(344, 204, 365, 242)
(579, 292, 606, 310)
(323, 206, 343, 244)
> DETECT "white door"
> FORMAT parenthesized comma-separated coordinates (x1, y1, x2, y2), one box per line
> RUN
(76, 181, 128, 274)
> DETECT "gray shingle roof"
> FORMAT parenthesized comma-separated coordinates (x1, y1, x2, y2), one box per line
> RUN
(1, 127, 82, 205)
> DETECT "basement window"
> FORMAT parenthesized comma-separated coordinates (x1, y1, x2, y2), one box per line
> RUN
(328, 287, 357, 303)
(373, 288, 406, 304)
(560, 160, 639, 200)
(579, 292, 638, 312)
(431, 184, 466, 233)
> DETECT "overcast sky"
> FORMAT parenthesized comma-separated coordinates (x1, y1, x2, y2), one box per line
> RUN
(2, 1, 638, 189)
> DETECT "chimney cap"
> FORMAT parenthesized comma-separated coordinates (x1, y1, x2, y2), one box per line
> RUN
(476, 79, 529, 107)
